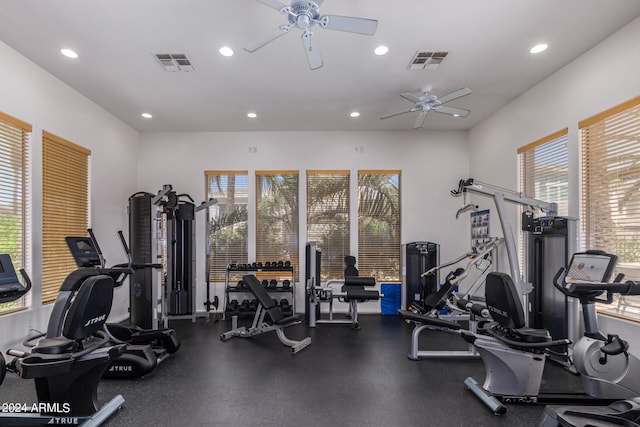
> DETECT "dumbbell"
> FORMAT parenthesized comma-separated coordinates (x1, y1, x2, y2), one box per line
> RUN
(284, 260, 291, 268)
(265, 261, 272, 269)
(277, 260, 284, 268)
(239, 299, 250, 312)
(261, 279, 269, 288)
(282, 279, 291, 289)
(268, 279, 278, 289)
(249, 299, 258, 311)
(228, 299, 239, 312)
(256, 262, 263, 269)
(237, 280, 246, 289)
(280, 298, 290, 313)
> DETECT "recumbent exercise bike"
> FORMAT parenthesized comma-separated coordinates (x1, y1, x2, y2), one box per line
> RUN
(0, 253, 125, 425)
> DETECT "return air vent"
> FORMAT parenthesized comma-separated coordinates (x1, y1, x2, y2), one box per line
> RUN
(407, 51, 448, 70)
(154, 53, 194, 72)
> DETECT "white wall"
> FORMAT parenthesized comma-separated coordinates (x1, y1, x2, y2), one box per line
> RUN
(138, 130, 471, 313)
(0, 41, 139, 351)
(468, 17, 640, 349)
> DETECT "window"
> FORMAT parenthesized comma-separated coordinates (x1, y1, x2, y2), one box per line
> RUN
(518, 129, 569, 272)
(205, 171, 249, 281)
(358, 170, 401, 281)
(256, 171, 299, 271)
(307, 171, 350, 281)
(518, 129, 569, 216)
(42, 131, 90, 305)
(0, 112, 31, 314)
(580, 96, 640, 320)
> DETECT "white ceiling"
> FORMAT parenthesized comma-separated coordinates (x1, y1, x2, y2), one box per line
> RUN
(1, 0, 639, 132)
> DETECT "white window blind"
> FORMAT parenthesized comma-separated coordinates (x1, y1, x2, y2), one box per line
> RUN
(580, 96, 640, 321)
(358, 170, 401, 281)
(306, 170, 350, 281)
(0, 112, 31, 314)
(256, 171, 299, 271)
(205, 171, 249, 281)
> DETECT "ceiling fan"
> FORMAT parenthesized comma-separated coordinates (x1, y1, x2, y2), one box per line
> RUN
(380, 86, 472, 129)
(244, 0, 378, 70)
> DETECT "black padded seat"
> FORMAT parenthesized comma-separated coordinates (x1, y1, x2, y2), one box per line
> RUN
(32, 337, 76, 355)
(484, 272, 555, 349)
(244, 275, 301, 325)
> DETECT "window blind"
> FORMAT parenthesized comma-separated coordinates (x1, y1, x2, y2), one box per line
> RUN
(42, 131, 90, 305)
(205, 171, 249, 281)
(357, 170, 401, 281)
(256, 171, 299, 273)
(0, 112, 31, 314)
(580, 96, 640, 320)
(306, 170, 350, 281)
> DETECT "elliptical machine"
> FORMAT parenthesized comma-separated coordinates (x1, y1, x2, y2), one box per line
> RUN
(41, 229, 180, 378)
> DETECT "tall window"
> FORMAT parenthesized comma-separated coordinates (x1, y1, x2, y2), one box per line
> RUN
(256, 171, 299, 270)
(519, 129, 569, 216)
(518, 129, 569, 272)
(42, 131, 90, 304)
(0, 112, 31, 314)
(206, 171, 249, 281)
(580, 96, 640, 320)
(307, 171, 350, 280)
(358, 170, 401, 281)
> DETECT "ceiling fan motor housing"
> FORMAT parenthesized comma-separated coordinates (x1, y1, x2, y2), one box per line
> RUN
(288, 1, 320, 29)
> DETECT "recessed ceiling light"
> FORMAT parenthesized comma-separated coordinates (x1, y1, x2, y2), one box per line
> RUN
(141, 113, 153, 119)
(60, 48, 78, 59)
(374, 45, 389, 56)
(350, 112, 361, 118)
(247, 112, 257, 118)
(530, 43, 548, 54)
(453, 114, 460, 117)
(219, 46, 234, 57)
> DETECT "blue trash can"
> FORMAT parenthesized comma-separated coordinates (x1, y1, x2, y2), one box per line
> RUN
(380, 283, 402, 315)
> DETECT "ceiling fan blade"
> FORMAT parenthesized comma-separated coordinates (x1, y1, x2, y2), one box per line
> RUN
(433, 106, 470, 117)
(414, 111, 429, 129)
(244, 25, 291, 53)
(400, 93, 422, 104)
(380, 109, 418, 120)
(302, 30, 323, 70)
(256, 0, 289, 11)
(437, 87, 472, 104)
(319, 15, 378, 35)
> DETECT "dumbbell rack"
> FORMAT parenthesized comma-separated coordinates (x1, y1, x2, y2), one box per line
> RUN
(223, 263, 296, 320)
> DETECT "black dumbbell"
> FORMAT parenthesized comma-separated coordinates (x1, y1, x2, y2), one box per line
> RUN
(284, 260, 291, 268)
(249, 299, 258, 311)
(239, 299, 250, 312)
(256, 262, 263, 269)
(277, 260, 284, 268)
(282, 279, 291, 289)
(261, 279, 269, 288)
(228, 299, 239, 312)
(265, 261, 272, 269)
(280, 299, 290, 313)
(237, 280, 246, 289)
(268, 279, 278, 289)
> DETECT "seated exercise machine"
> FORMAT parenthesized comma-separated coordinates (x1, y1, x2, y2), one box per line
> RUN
(0, 253, 125, 426)
(220, 274, 311, 354)
(305, 242, 381, 329)
(465, 251, 640, 415)
(397, 239, 501, 360)
(33, 229, 180, 379)
(539, 251, 640, 427)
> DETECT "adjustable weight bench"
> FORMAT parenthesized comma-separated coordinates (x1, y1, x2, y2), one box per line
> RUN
(220, 275, 311, 354)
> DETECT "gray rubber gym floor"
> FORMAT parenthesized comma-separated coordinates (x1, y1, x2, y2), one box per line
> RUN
(0, 314, 584, 426)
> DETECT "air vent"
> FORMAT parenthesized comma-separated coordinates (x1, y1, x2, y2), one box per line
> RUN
(407, 51, 448, 70)
(154, 53, 194, 72)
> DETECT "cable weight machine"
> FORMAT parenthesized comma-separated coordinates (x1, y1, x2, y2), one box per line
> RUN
(129, 185, 200, 328)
